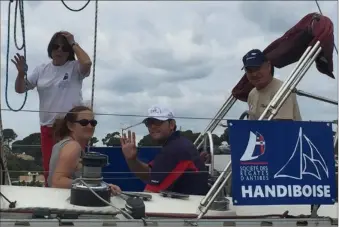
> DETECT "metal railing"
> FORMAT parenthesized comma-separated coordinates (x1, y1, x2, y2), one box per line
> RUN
(203, 131, 215, 177)
(196, 41, 329, 219)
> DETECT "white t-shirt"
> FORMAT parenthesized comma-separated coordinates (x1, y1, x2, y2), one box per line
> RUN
(26, 60, 90, 126)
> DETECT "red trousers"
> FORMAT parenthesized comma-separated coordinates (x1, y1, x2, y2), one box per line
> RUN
(40, 126, 54, 186)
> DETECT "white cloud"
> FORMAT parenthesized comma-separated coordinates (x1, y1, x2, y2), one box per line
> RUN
(1, 1, 337, 147)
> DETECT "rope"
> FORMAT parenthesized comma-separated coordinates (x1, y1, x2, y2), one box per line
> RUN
(60, 0, 98, 151)
(1, 178, 131, 218)
(5, 0, 28, 112)
(61, 0, 90, 12)
(90, 0, 98, 111)
(59, 0, 97, 110)
(77, 179, 134, 219)
(314, 0, 338, 54)
(0, 0, 27, 186)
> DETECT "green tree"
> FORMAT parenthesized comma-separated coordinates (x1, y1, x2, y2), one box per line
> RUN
(11, 132, 42, 167)
(102, 132, 121, 146)
(90, 137, 99, 146)
(6, 152, 43, 179)
(2, 128, 18, 145)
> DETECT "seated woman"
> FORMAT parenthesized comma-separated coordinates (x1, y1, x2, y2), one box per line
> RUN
(47, 105, 121, 195)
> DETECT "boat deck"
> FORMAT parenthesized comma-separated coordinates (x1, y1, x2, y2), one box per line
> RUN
(1, 185, 337, 226)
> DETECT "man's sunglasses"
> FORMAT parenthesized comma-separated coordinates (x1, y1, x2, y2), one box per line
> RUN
(144, 119, 170, 127)
(73, 119, 98, 127)
(51, 44, 69, 52)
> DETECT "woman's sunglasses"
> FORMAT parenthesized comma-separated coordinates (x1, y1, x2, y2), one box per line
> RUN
(73, 119, 98, 127)
(52, 44, 69, 52)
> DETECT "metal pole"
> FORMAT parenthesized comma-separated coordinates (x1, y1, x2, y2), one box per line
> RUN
(294, 89, 338, 106)
(197, 171, 232, 219)
(196, 43, 321, 219)
(194, 95, 237, 149)
(260, 42, 321, 120)
(259, 43, 319, 119)
(198, 161, 231, 209)
(203, 132, 215, 177)
(198, 95, 236, 136)
(265, 45, 313, 110)
(267, 46, 322, 120)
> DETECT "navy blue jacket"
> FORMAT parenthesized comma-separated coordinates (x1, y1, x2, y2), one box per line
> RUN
(145, 131, 209, 195)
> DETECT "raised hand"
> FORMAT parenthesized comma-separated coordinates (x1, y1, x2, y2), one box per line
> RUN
(120, 130, 137, 161)
(11, 53, 27, 74)
(61, 31, 75, 45)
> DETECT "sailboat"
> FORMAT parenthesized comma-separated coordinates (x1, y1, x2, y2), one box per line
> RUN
(240, 131, 266, 162)
(0, 3, 337, 226)
(274, 127, 329, 180)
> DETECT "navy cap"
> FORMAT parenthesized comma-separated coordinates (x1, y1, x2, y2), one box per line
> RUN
(242, 49, 267, 69)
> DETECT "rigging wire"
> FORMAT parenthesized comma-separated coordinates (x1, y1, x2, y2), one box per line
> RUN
(314, 0, 338, 55)
(1, 0, 337, 179)
(90, 0, 98, 111)
(0, 2, 337, 219)
(5, 0, 28, 112)
(0, 107, 337, 123)
(88, 0, 98, 152)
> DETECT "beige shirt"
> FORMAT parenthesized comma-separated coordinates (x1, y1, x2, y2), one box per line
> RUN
(247, 78, 302, 121)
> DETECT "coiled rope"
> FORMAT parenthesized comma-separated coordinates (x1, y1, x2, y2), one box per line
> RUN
(61, 0, 90, 12)
(1, 0, 27, 186)
(5, 0, 28, 112)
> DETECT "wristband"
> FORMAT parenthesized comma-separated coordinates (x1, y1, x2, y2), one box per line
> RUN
(71, 42, 79, 47)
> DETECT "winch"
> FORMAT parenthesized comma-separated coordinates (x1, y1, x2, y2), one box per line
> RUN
(70, 152, 111, 207)
(124, 197, 146, 219)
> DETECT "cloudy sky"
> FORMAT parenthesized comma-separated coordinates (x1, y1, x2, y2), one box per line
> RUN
(1, 1, 338, 146)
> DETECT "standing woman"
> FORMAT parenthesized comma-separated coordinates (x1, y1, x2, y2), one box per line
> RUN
(12, 31, 92, 184)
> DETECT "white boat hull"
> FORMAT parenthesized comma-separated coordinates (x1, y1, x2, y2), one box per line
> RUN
(0, 185, 337, 219)
(0, 185, 236, 218)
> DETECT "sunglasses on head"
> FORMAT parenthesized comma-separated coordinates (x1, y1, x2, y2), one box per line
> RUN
(73, 119, 98, 127)
(51, 44, 69, 52)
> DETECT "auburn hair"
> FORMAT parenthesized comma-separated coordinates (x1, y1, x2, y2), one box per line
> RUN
(53, 106, 92, 142)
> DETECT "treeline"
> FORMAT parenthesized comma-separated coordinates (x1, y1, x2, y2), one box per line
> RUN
(2, 128, 228, 179)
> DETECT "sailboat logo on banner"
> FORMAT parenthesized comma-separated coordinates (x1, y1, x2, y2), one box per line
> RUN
(240, 131, 266, 161)
(274, 127, 329, 180)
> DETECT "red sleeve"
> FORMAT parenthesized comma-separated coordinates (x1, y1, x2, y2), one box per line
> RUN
(145, 158, 197, 193)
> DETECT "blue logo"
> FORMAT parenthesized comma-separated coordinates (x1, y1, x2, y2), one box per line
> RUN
(63, 73, 69, 80)
(228, 120, 336, 206)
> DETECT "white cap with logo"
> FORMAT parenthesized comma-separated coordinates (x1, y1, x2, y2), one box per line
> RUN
(142, 105, 175, 122)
